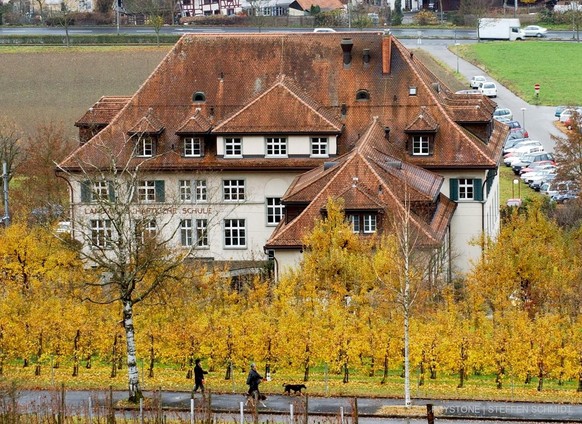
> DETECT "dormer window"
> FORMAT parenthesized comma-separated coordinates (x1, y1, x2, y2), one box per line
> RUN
(356, 90, 370, 101)
(193, 92, 206, 102)
(136, 135, 154, 157)
(409, 86, 417, 96)
(184, 137, 204, 157)
(224, 137, 242, 158)
(347, 213, 377, 234)
(412, 135, 430, 155)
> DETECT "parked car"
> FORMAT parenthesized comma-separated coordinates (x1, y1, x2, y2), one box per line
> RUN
(554, 106, 567, 119)
(504, 137, 530, 154)
(504, 139, 543, 155)
(494, 107, 513, 121)
(511, 152, 555, 174)
(542, 181, 576, 198)
(508, 127, 529, 139)
(559, 108, 582, 123)
(517, 159, 556, 175)
(522, 25, 548, 37)
(505, 120, 522, 129)
(479, 82, 497, 97)
(504, 146, 545, 167)
(552, 189, 579, 204)
(523, 169, 557, 187)
(313, 28, 336, 33)
(470, 75, 487, 89)
(531, 174, 556, 191)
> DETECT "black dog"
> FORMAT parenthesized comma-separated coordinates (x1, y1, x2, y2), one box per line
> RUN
(283, 383, 307, 395)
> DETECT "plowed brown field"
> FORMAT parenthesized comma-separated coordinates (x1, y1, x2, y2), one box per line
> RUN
(0, 46, 170, 138)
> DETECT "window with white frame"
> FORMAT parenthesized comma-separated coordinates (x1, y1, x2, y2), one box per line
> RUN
(196, 219, 208, 247)
(223, 179, 245, 201)
(348, 214, 360, 233)
(195, 180, 207, 202)
(311, 137, 329, 157)
(180, 219, 193, 247)
(92, 181, 109, 201)
(179, 180, 192, 201)
(266, 197, 284, 225)
(458, 178, 474, 200)
(266, 137, 287, 157)
(136, 219, 157, 243)
(90, 219, 112, 248)
(224, 137, 242, 157)
(224, 219, 246, 247)
(138, 180, 156, 203)
(412, 135, 430, 155)
(180, 219, 208, 247)
(347, 213, 377, 234)
(136, 136, 154, 157)
(179, 180, 207, 202)
(363, 214, 377, 233)
(184, 137, 203, 157)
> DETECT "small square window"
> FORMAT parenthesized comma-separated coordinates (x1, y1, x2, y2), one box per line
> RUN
(223, 179, 245, 201)
(225, 138, 242, 157)
(136, 136, 154, 157)
(458, 178, 474, 200)
(224, 219, 246, 248)
(409, 86, 417, 96)
(412, 135, 430, 155)
(311, 137, 329, 157)
(184, 137, 203, 157)
(266, 137, 287, 157)
(266, 197, 284, 225)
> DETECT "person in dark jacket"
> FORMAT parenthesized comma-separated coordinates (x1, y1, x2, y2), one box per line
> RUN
(193, 358, 208, 394)
(246, 363, 265, 404)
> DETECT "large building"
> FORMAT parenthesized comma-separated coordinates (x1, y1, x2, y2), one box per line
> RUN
(58, 32, 506, 280)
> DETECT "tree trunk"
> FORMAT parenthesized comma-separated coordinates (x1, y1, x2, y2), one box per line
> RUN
(110, 334, 118, 378)
(303, 342, 310, 382)
(380, 350, 389, 385)
(343, 361, 349, 384)
(224, 360, 231, 380)
(537, 352, 544, 392)
(35, 331, 42, 376)
(419, 350, 425, 386)
(458, 338, 468, 389)
(369, 356, 375, 377)
(122, 298, 143, 403)
(148, 333, 155, 378)
(429, 340, 437, 379)
(72, 329, 80, 377)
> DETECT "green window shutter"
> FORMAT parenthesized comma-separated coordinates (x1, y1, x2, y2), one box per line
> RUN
(474, 179, 483, 201)
(81, 180, 91, 203)
(155, 180, 165, 202)
(449, 179, 458, 201)
(108, 181, 116, 202)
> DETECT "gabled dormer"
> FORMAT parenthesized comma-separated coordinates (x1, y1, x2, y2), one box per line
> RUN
(404, 107, 439, 157)
(127, 108, 164, 157)
(176, 110, 213, 158)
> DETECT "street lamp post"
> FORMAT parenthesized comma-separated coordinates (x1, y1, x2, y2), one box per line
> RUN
(521, 107, 526, 130)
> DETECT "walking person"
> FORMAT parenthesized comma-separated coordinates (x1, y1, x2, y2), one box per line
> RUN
(193, 358, 208, 395)
(246, 363, 266, 407)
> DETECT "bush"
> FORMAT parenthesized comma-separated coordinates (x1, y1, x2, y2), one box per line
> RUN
(413, 9, 438, 25)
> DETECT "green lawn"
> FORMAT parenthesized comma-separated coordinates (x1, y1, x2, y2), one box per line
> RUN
(458, 42, 582, 106)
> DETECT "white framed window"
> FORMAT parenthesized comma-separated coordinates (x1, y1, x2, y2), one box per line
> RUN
(459, 178, 474, 200)
(90, 219, 112, 248)
(179, 180, 192, 201)
(184, 137, 203, 157)
(180, 219, 193, 247)
(311, 137, 329, 157)
(266, 137, 287, 157)
(363, 214, 377, 233)
(179, 180, 207, 202)
(223, 179, 245, 201)
(196, 219, 208, 247)
(348, 214, 360, 233)
(195, 180, 207, 202)
(181, 219, 208, 248)
(412, 135, 430, 156)
(266, 197, 284, 225)
(224, 219, 246, 248)
(136, 136, 154, 157)
(224, 137, 242, 157)
(138, 180, 156, 203)
(136, 219, 157, 243)
(92, 181, 109, 202)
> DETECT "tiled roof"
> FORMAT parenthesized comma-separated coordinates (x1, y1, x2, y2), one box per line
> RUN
(292, 0, 344, 11)
(60, 32, 504, 176)
(74, 96, 130, 127)
(213, 75, 343, 134)
(405, 106, 439, 132)
(266, 118, 456, 249)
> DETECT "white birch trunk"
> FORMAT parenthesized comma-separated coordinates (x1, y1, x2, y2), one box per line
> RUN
(123, 298, 142, 402)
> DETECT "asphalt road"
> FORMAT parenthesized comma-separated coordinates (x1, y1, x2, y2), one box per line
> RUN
(15, 389, 582, 422)
(0, 25, 577, 41)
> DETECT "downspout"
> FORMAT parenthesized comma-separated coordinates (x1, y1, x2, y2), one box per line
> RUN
(481, 168, 498, 259)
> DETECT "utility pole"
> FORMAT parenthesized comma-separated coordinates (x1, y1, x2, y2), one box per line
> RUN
(2, 161, 10, 227)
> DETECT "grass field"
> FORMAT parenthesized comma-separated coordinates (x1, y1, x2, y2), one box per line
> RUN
(458, 41, 582, 106)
